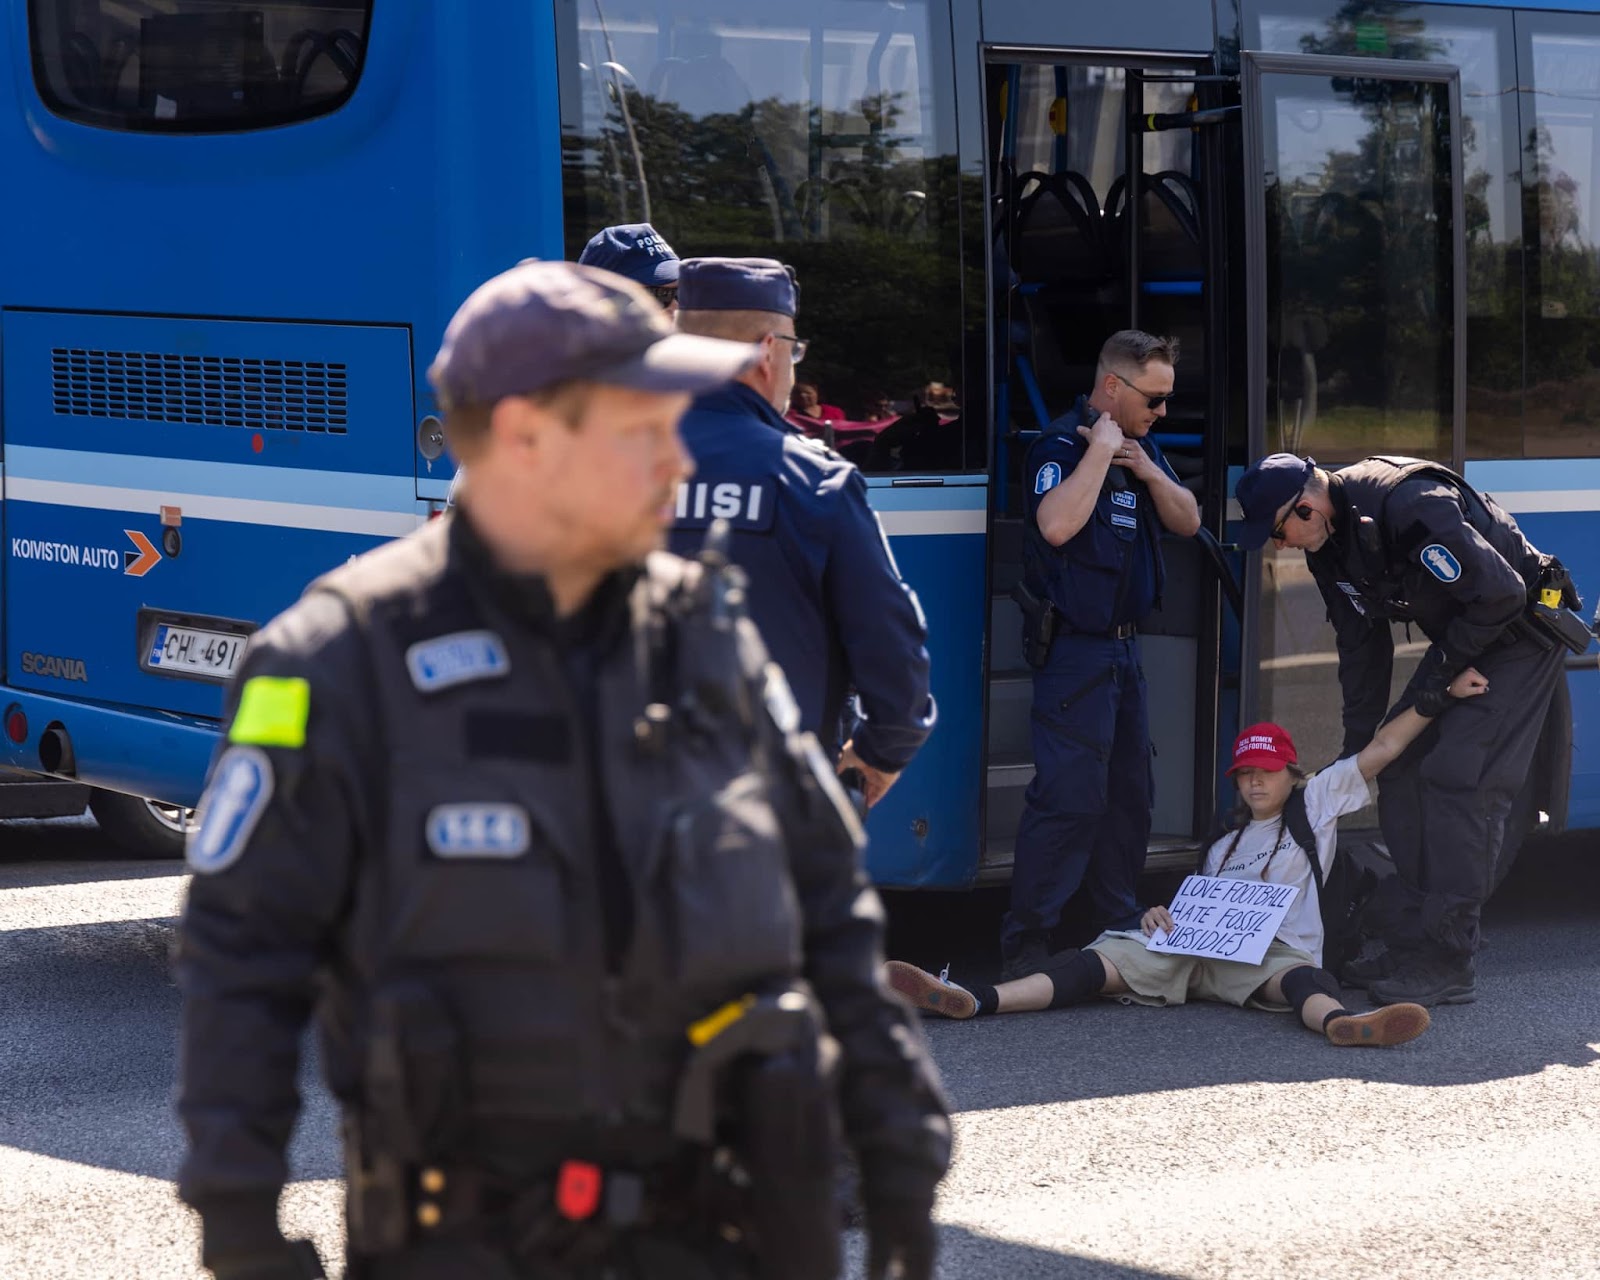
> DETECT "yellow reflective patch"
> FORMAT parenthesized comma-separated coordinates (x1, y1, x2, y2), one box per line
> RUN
(687, 995, 754, 1047)
(227, 676, 311, 748)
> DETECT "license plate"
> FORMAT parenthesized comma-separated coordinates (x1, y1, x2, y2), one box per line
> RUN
(146, 624, 248, 680)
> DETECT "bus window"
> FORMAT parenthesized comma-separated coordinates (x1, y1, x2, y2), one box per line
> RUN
(28, 0, 371, 133)
(555, 0, 971, 472)
(1256, 72, 1455, 464)
(1248, 5, 1524, 463)
(1519, 16, 1600, 459)
(1248, 59, 1461, 784)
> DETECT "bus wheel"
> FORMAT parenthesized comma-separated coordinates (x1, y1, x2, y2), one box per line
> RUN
(89, 789, 196, 860)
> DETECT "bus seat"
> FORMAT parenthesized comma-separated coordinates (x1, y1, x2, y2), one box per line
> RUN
(1105, 171, 1203, 281)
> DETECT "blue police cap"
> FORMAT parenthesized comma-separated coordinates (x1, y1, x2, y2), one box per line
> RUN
(427, 261, 756, 411)
(576, 223, 680, 288)
(677, 257, 798, 318)
(1235, 453, 1317, 549)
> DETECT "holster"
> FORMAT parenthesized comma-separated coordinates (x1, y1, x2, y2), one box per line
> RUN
(1010, 581, 1058, 670)
(673, 990, 842, 1280)
(346, 982, 465, 1256)
(1528, 601, 1593, 656)
(1529, 556, 1593, 655)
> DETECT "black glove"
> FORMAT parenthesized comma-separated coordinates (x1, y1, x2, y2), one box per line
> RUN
(210, 1239, 325, 1280)
(865, 1198, 937, 1280)
(1407, 649, 1460, 719)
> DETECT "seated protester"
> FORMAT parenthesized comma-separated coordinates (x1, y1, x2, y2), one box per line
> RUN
(887, 667, 1488, 1047)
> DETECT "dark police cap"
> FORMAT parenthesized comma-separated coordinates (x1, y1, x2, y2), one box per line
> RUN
(1234, 453, 1317, 549)
(677, 257, 798, 318)
(576, 223, 679, 287)
(428, 261, 757, 411)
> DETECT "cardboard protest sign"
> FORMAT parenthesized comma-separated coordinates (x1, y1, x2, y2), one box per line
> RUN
(1145, 875, 1299, 966)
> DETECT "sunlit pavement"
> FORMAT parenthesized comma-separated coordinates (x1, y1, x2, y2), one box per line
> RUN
(2, 816, 1596, 1278)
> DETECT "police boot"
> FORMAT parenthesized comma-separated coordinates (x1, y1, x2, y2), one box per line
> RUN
(999, 935, 1050, 983)
(1369, 953, 1476, 1008)
(1337, 939, 1396, 989)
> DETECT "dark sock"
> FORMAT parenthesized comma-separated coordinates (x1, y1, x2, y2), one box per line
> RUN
(967, 981, 999, 1016)
(1321, 1006, 1353, 1031)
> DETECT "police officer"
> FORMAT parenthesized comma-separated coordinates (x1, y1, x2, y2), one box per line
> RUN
(1235, 452, 1573, 1007)
(175, 261, 950, 1280)
(446, 227, 684, 509)
(578, 222, 681, 314)
(669, 258, 935, 807)
(1002, 331, 1201, 980)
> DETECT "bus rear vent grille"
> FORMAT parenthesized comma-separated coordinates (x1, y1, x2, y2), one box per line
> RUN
(50, 348, 348, 433)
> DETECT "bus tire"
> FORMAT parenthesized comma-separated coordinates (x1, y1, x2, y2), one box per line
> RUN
(89, 789, 195, 860)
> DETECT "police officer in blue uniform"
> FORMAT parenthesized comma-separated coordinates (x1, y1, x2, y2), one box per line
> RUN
(578, 222, 681, 314)
(1002, 331, 1201, 979)
(175, 261, 950, 1280)
(668, 258, 935, 806)
(1235, 452, 1580, 1006)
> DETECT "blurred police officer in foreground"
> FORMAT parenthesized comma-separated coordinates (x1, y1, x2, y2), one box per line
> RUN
(1235, 453, 1583, 1007)
(175, 261, 950, 1280)
(1002, 331, 1201, 980)
(446, 227, 682, 509)
(669, 258, 935, 807)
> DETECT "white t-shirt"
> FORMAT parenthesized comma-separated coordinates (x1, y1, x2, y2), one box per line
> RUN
(1199, 755, 1375, 966)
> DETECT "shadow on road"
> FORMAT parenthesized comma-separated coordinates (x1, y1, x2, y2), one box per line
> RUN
(889, 833, 1600, 1113)
(0, 914, 338, 1183)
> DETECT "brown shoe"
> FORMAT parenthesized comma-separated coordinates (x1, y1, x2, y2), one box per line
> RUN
(884, 960, 978, 1020)
(1325, 1003, 1431, 1047)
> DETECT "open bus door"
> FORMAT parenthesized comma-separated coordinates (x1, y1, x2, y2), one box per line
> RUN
(1239, 55, 1468, 776)
(981, 53, 1245, 878)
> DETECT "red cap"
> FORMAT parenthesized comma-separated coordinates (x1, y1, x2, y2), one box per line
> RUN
(1227, 722, 1298, 775)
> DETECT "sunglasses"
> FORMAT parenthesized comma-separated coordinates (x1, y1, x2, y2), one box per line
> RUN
(1271, 488, 1314, 541)
(1113, 371, 1173, 411)
(649, 285, 678, 307)
(770, 333, 809, 365)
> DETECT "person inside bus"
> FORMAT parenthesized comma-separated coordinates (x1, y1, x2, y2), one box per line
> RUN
(885, 680, 1486, 1043)
(670, 257, 936, 808)
(1234, 453, 1574, 1008)
(1001, 330, 1201, 981)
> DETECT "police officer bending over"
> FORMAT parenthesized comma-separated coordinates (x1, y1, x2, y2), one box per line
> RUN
(1003, 331, 1201, 980)
(175, 261, 951, 1280)
(670, 258, 935, 807)
(1235, 453, 1582, 1007)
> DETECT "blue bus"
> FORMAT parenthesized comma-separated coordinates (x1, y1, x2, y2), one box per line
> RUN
(2, 0, 1596, 879)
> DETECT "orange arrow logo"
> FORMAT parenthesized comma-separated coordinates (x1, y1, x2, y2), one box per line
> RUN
(123, 529, 161, 577)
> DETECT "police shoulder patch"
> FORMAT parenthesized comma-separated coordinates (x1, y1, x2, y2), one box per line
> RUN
(188, 746, 274, 875)
(406, 630, 510, 693)
(1419, 543, 1463, 583)
(1034, 461, 1062, 495)
(425, 803, 531, 859)
(1110, 489, 1138, 509)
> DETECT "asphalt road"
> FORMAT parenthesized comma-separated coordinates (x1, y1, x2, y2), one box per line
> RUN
(1, 815, 1596, 1279)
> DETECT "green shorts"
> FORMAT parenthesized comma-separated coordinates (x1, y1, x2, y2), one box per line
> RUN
(1086, 931, 1317, 1010)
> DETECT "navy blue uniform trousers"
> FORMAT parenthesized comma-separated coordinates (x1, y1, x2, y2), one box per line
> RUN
(1002, 631, 1152, 959)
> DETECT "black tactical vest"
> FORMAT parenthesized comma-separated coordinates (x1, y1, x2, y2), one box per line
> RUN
(312, 519, 809, 1158)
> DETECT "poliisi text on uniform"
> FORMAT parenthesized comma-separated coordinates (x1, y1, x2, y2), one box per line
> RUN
(10, 538, 121, 569)
(675, 480, 765, 523)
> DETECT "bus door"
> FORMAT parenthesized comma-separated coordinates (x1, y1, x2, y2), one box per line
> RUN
(1240, 55, 1466, 772)
(982, 52, 1241, 877)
